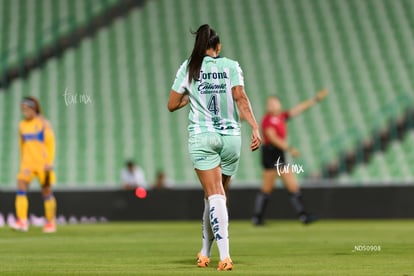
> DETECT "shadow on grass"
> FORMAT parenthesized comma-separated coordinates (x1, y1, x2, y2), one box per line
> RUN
(170, 259, 194, 265)
(170, 258, 247, 266)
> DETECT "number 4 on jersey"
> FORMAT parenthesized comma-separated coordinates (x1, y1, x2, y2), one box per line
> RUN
(208, 95, 219, 115)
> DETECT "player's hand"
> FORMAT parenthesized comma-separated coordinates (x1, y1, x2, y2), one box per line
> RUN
(250, 127, 262, 151)
(44, 164, 53, 171)
(289, 147, 300, 158)
(179, 94, 190, 108)
(315, 88, 328, 101)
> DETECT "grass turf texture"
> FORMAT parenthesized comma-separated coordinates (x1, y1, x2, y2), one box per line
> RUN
(0, 220, 413, 275)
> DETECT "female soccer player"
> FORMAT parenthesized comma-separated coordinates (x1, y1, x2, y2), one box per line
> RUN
(168, 24, 261, 271)
(252, 89, 328, 226)
(10, 96, 57, 233)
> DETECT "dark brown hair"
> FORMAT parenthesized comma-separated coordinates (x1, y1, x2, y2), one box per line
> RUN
(188, 24, 220, 83)
(22, 96, 42, 114)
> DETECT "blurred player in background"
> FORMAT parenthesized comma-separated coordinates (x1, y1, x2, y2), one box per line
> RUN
(168, 24, 261, 271)
(10, 96, 57, 233)
(152, 170, 173, 190)
(121, 160, 147, 190)
(252, 89, 328, 226)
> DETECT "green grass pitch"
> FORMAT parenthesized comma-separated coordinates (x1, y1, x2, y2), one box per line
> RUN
(0, 220, 413, 275)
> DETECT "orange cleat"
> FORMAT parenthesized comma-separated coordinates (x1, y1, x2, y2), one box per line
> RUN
(217, 257, 233, 271)
(43, 221, 57, 233)
(10, 220, 29, 232)
(196, 252, 210, 268)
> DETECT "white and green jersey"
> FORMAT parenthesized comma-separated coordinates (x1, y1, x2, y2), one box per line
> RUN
(171, 56, 244, 136)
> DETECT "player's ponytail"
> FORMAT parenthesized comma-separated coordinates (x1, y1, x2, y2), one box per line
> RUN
(22, 96, 42, 114)
(188, 24, 220, 83)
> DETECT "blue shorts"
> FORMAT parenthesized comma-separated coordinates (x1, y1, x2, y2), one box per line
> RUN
(188, 132, 241, 176)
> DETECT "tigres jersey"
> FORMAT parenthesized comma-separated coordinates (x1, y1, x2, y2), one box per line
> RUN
(19, 116, 55, 170)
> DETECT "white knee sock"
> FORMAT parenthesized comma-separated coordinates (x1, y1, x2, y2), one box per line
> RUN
(200, 198, 214, 257)
(208, 194, 230, 260)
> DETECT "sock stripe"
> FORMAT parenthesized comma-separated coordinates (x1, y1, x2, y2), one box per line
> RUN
(16, 190, 27, 195)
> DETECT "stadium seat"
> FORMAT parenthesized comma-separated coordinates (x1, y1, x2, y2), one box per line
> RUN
(349, 131, 414, 181)
(0, 0, 120, 75)
(0, 0, 413, 187)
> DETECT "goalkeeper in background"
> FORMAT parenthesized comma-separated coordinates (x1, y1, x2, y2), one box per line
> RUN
(10, 96, 57, 233)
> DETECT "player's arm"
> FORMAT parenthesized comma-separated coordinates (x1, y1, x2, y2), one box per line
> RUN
(167, 90, 189, 112)
(288, 88, 328, 118)
(44, 121, 55, 170)
(168, 61, 190, 112)
(265, 128, 299, 157)
(232, 85, 261, 151)
(19, 132, 23, 160)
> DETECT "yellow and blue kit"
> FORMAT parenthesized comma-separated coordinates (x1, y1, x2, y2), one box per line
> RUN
(17, 115, 55, 185)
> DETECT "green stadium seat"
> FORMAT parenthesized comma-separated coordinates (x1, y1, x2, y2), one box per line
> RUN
(0, 0, 413, 187)
(0, 0, 121, 75)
